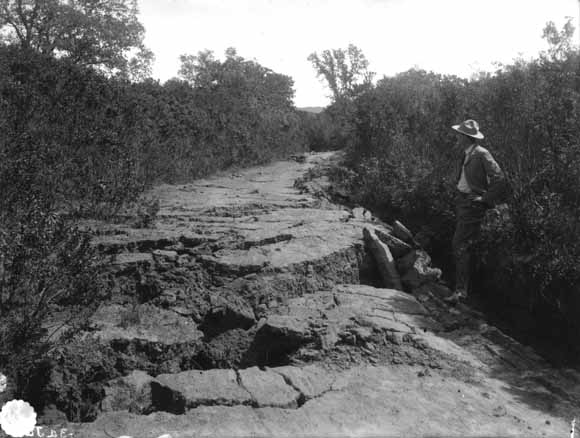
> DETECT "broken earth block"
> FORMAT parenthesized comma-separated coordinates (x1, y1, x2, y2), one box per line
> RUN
(363, 227, 403, 290)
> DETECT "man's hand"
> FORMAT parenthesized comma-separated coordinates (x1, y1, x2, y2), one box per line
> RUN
(471, 196, 488, 208)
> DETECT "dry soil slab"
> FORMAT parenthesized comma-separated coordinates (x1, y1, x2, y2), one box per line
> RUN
(76, 365, 568, 438)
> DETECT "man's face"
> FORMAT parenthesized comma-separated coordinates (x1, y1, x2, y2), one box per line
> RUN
(454, 133, 472, 152)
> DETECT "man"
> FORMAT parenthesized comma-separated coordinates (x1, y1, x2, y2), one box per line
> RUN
(444, 119, 507, 304)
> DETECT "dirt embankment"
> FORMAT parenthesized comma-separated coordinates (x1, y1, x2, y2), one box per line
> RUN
(45, 152, 580, 437)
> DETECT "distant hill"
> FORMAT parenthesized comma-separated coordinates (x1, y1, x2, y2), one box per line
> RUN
(298, 106, 325, 114)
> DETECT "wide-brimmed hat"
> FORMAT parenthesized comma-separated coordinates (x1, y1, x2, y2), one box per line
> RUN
(452, 119, 484, 139)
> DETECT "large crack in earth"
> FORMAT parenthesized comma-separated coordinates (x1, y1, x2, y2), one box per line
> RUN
(47, 152, 580, 437)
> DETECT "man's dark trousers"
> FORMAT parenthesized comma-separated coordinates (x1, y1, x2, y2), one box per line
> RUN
(453, 192, 487, 293)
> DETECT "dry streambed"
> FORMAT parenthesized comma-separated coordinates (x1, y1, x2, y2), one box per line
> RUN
(58, 152, 580, 437)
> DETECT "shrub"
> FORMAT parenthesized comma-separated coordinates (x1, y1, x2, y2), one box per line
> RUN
(0, 202, 105, 415)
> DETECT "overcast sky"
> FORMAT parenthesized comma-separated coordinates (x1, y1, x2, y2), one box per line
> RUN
(138, 0, 579, 107)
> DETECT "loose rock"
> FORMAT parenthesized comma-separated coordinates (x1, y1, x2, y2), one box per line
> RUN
(396, 250, 442, 290)
(154, 369, 252, 410)
(392, 220, 415, 245)
(375, 228, 413, 258)
(101, 371, 157, 414)
(363, 227, 403, 290)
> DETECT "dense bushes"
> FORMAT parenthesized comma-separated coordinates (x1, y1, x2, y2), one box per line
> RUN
(298, 111, 335, 151)
(0, 47, 144, 218)
(298, 100, 361, 152)
(0, 203, 104, 414)
(329, 26, 580, 356)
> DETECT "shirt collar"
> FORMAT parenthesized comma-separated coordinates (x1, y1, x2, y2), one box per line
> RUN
(465, 144, 476, 156)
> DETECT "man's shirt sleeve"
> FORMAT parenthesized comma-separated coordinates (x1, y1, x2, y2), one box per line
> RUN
(480, 149, 507, 207)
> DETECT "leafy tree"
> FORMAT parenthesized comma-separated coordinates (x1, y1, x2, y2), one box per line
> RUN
(179, 47, 294, 102)
(126, 46, 154, 82)
(175, 48, 303, 167)
(541, 17, 576, 62)
(177, 47, 299, 166)
(0, 0, 152, 77)
(308, 44, 374, 102)
(307, 45, 375, 151)
(178, 49, 219, 88)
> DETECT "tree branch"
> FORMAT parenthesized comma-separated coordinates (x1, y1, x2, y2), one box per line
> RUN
(1, 3, 26, 44)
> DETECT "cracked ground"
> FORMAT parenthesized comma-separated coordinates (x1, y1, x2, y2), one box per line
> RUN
(64, 152, 580, 437)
